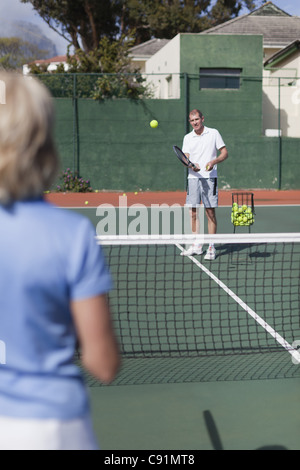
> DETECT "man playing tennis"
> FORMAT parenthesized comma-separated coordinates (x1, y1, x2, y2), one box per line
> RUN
(181, 109, 228, 260)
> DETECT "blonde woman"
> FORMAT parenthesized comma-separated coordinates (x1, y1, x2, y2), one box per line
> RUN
(0, 73, 120, 450)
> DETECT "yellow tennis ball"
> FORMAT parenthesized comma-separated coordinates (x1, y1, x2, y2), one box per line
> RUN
(150, 120, 158, 128)
(85, 201, 89, 205)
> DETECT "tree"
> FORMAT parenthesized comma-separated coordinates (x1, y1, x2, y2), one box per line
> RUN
(121, 1, 259, 43)
(209, 0, 257, 26)
(28, 32, 153, 100)
(21, 0, 259, 100)
(21, 0, 260, 51)
(0, 37, 46, 70)
(21, 0, 118, 52)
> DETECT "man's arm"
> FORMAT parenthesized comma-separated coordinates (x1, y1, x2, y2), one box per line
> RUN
(184, 152, 200, 172)
(206, 146, 228, 170)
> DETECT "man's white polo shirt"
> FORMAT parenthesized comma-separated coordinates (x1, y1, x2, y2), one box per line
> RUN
(182, 126, 225, 179)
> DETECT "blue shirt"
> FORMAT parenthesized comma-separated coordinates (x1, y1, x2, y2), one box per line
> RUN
(0, 199, 112, 419)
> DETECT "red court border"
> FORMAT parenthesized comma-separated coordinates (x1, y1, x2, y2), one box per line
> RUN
(45, 190, 300, 208)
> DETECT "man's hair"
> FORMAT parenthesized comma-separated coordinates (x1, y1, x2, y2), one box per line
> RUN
(189, 109, 203, 119)
(0, 72, 59, 204)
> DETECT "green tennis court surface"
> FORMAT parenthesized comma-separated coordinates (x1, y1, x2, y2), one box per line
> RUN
(73, 205, 299, 450)
(89, 377, 299, 450)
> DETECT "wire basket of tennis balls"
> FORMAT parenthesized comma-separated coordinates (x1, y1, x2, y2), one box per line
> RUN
(231, 203, 255, 226)
(231, 193, 255, 227)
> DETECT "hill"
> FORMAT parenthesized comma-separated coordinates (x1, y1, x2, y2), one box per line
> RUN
(0, 20, 57, 58)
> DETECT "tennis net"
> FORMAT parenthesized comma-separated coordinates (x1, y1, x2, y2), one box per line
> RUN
(96, 233, 300, 365)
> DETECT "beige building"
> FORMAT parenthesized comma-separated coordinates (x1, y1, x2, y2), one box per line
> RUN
(130, 2, 300, 137)
(200, 1, 300, 137)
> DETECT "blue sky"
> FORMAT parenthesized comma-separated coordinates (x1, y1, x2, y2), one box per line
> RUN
(0, 0, 299, 56)
(237, 0, 300, 16)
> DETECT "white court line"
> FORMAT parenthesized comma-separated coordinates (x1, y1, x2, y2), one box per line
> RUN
(176, 244, 300, 364)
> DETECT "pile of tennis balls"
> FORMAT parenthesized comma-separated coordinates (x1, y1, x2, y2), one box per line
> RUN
(231, 203, 254, 226)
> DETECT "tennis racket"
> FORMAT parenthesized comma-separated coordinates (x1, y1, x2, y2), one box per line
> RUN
(173, 145, 199, 171)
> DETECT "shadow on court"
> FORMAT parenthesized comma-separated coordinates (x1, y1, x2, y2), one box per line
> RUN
(203, 410, 287, 451)
(89, 377, 299, 450)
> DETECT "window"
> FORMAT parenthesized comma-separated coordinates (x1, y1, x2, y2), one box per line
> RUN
(200, 68, 241, 89)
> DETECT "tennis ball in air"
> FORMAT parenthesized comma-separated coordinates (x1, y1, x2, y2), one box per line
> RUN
(85, 201, 89, 205)
(150, 120, 158, 128)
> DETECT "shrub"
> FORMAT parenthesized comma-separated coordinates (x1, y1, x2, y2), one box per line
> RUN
(56, 169, 93, 192)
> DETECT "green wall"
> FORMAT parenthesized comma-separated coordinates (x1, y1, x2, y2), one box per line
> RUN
(180, 34, 263, 134)
(54, 98, 188, 192)
(52, 34, 300, 191)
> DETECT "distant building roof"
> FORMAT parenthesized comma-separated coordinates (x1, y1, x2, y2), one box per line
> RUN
(200, 1, 300, 48)
(264, 39, 300, 67)
(129, 38, 170, 59)
(23, 55, 69, 75)
(32, 55, 68, 65)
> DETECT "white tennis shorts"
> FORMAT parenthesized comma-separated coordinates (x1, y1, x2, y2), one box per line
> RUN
(186, 178, 218, 208)
(0, 414, 99, 450)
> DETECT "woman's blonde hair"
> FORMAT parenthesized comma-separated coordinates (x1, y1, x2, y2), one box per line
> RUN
(0, 72, 59, 204)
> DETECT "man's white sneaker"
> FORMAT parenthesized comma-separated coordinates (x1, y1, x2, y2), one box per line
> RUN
(180, 244, 203, 256)
(204, 246, 216, 260)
